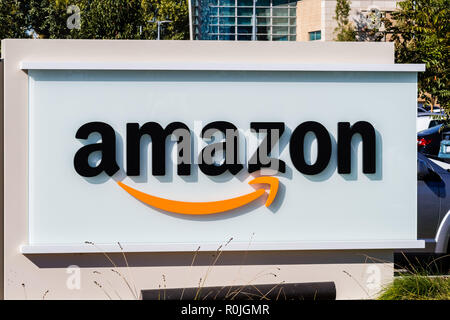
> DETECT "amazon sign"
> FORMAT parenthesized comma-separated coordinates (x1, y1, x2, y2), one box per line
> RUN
(73, 121, 376, 215)
(26, 68, 418, 250)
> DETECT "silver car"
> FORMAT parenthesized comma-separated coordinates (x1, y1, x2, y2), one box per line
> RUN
(417, 153, 450, 253)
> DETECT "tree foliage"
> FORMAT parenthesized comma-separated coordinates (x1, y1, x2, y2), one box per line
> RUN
(27, 0, 71, 39)
(385, 0, 449, 111)
(0, 0, 29, 40)
(72, 0, 146, 39)
(0, 0, 189, 52)
(334, 0, 356, 41)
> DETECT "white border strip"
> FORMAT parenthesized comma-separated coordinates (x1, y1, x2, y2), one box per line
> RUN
(21, 240, 425, 254)
(19, 61, 426, 72)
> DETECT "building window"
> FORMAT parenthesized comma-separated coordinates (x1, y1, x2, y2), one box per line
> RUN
(192, 0, 297, 41)
(309, 30, 321, 41)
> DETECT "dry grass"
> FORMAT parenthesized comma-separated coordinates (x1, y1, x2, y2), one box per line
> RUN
(88, 237, 284, 300)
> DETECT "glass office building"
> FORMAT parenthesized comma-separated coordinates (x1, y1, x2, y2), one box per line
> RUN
(192, 0, 297, 41)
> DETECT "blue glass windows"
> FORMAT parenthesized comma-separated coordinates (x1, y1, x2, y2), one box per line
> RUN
(193, 0, 297, 41)
(309, 30, 321, 41)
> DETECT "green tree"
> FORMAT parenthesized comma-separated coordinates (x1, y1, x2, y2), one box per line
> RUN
(385, 0, 449, 111)
(71, 0, 145, 39)
(334, 0, 356, 41)
(26, 0, 71, 39)
(60, 0, 188, 40)
(0, 0, 189, 51)
(0, 0, 30, 51)
(141, 0, 190, 40)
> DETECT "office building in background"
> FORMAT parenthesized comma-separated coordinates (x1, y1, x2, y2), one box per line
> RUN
(190, 0, 401, 41)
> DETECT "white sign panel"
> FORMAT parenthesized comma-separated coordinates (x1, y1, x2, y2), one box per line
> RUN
(27, 68, 417, 250)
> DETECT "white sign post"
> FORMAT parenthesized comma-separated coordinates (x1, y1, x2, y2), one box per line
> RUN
(2, 40, 425, 299)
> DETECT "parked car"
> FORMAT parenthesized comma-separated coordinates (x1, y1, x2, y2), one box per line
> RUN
(417, 124, 445, 157)
(418, 106, 428, 113)
(416, 153, 450, 253)
(417, 112, 445, 132)
(418, 103, 443, 113)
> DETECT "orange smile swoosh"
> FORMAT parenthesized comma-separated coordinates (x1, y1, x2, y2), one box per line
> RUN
(117, 176, 279, 215)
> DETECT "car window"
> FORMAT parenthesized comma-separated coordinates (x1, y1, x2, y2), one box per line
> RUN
(418, 107, 427, 113)
(428, 120, 445, 128)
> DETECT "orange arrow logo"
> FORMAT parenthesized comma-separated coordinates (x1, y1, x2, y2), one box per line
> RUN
(117, 176, 279, 215)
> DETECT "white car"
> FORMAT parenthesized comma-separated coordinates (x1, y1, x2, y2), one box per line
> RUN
(418, 104, 443, 113)
(417, 112, 445, 132)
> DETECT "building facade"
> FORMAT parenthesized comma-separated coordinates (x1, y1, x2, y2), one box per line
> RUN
(191, 0, 298, 41)
(190, 0, 401, 41)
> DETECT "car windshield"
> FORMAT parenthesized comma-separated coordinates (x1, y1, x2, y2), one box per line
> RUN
(428, 119, 445, 128)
